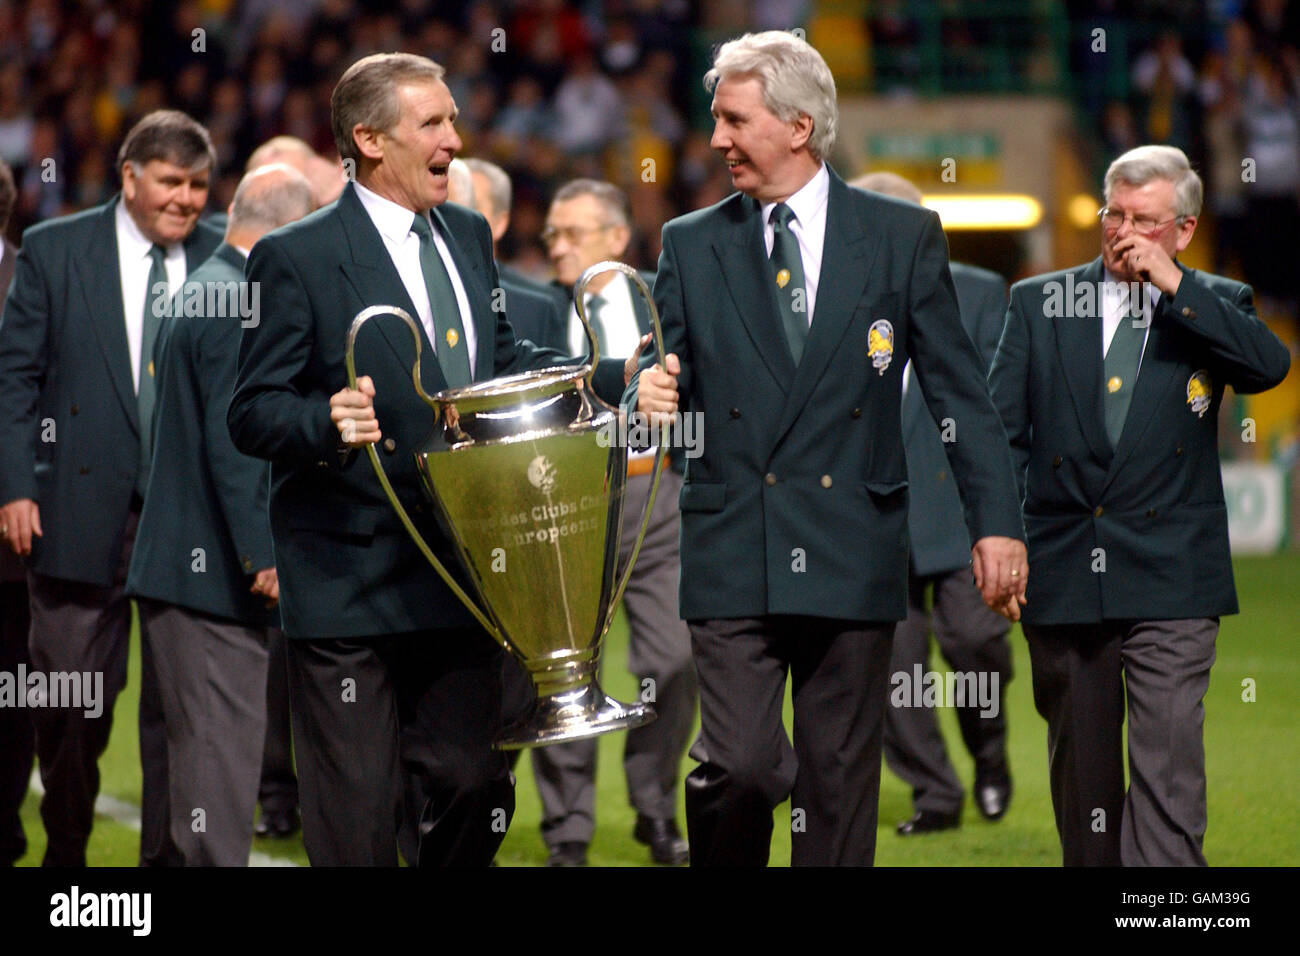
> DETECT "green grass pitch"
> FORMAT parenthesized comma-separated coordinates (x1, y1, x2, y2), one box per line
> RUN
(14, 552, 1299, 866)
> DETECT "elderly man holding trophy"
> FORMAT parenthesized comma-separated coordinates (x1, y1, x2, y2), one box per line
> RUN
(229, 52, 654, 867)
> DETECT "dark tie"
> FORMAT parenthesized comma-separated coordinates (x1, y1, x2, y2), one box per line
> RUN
(137, 243, 167, 496)
(1103, 284, 1145, 448)
(410, 213, 472, 389)
(768, 203, 809, 364)
(584, 293, 609, 358)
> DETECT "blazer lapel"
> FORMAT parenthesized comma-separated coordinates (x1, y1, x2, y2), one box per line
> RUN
(1053, 258, 1112, 464)
(1102, 287, 1180, 490)
(773, 168, 879, 447)
(712, 194, 796, 394)
(432, 205, 495, 385)
(335, 185, 445, 393)
(77, 199, 138, 435)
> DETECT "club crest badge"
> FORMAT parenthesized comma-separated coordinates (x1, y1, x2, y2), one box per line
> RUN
(867, 320, 894, 375)
(527, 455, 557, 495)
(445, 328, 459, 349)
(776, 268, 790, 289)
(1186, 370, 1212, 418)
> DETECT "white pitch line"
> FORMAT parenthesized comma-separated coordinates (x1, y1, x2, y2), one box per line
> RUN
(28, 771, 299, 867)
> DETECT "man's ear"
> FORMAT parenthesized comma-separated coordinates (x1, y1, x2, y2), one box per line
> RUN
(120, 162, 138, 201)
(610, 223, 632, 258)
(789, 113, 813, 152)
(352, 124, 386, 163)
(1173, 215, 1197, 254)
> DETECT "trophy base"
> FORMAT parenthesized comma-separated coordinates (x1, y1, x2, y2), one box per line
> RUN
(494, 678, 656, 750)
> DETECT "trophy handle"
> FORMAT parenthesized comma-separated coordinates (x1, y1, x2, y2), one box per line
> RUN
(344, 305, 509, 648)
(573, 263, 669, 637)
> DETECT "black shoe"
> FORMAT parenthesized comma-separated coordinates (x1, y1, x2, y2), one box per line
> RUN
(632, 814, 689, 865)
(255, 807, 300, 839)
(896, 809, 961, 836)
(546, 841, 588, 866)
(974, 772, 1012, 821)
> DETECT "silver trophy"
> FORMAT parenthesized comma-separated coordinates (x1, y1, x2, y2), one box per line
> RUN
(345, 262, 667, 749)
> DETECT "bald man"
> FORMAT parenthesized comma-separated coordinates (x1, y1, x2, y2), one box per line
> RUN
(125, 164, 315, 865)
(247, 135, 345, 208)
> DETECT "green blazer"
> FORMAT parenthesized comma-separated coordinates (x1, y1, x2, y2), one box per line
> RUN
(228, 183, 620, 638)
(126, 245, 276, 626)
(903, 262, 1009, 577)
(625, 168, 1025, 622)
(988, 257, 1290, 624)
(0, 197, 221, 585)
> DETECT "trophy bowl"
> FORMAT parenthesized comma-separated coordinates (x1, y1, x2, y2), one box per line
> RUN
(346, 262, 667, 749)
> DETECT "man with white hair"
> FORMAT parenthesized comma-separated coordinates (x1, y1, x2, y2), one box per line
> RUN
(628, 31, 1027, 866)
(988, 144, 1290, 865)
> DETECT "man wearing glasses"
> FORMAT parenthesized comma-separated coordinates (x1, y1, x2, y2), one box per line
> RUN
(988, 145, 1290, 865)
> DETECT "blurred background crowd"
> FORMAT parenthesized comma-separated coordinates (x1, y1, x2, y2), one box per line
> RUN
(0, 1, 1295, 293)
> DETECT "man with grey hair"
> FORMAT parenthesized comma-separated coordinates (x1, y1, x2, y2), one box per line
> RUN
(853, 171, 1015, 837)
(246, 136, 345, 209)
(0, 109, 221, 866)
(125, 163, 313, 865)
(989, 144, 1290, 865)
(229, 52, 625, 866)
(628, 31, 1027, 866)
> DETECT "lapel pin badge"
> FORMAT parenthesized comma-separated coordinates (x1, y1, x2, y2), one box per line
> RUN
(446, 328, 459, 349)
(776, 268, 790, 289)
(868, 320, 894, 375)
(1186, 370, 1211, 417)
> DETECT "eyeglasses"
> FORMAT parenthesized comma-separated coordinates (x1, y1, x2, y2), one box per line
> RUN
(1097, 207, 1185, 235)
(540, 224, 614, 247)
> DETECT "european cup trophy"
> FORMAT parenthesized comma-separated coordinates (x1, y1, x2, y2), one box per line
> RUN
(345, 262, 665, 749)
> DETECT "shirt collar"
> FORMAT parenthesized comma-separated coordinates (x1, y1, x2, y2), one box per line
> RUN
(354, 180, 432, 244)
(761, 162, 829, 230)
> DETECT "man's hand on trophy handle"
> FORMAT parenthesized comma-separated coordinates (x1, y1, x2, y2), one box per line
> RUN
(330, 375, 382, 447)
(636, 353, 680, 426)
(625, 333, 652, 388)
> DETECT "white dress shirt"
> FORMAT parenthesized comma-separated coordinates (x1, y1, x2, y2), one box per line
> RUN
(760, 162, 829, 327)
(354, 181, 477, 376)
(1101, 268, 1155, 365)
(565, 271, 642, 359)
(116, 200, 185, 392)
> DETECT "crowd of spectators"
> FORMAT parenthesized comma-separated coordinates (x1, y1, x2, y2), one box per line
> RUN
(0, 0, 1298, 301)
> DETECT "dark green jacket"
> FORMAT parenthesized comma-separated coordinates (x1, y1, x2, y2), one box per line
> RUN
(625, 168, 1025, 622)
(126, 245, 276, 626)
(0, 197, 220, 585)
(228, 183, 620, 638)
(988, 257, 1290, 624)
(904, 262, 1008, 577)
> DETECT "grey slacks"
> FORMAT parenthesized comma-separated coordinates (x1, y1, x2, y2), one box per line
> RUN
(1023, 618, 1218, 866)
(138, 600, 270, 866)
(531, 468, 698, 846)
(883, 568, 1011, 814)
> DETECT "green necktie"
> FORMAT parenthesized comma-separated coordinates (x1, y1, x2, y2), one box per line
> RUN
(410, 213, 472, 389)
(584, 292, 609, 358)
(1103, 284, 1145, 448)
(768, 203, 809, 364)
(137, 243, 167, 496)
